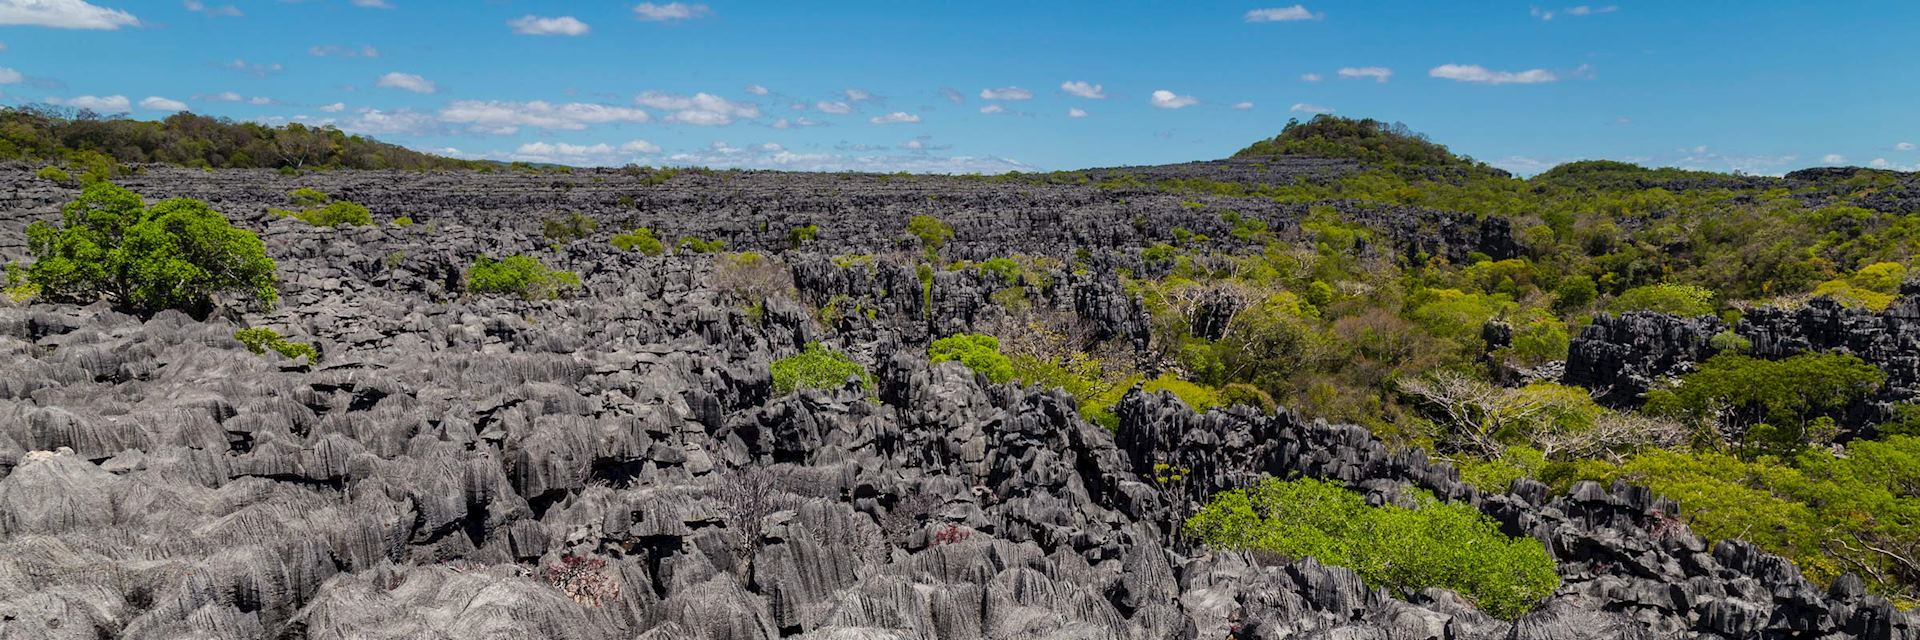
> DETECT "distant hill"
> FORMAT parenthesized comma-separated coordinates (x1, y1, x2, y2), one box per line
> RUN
(1234, 115, 1505, 177)
(0, 105, 486, 172)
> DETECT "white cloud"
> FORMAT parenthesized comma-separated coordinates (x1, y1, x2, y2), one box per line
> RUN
(771, 117, 821, 129)
(1300, 73, 1323, 82)
(814, 100, 852, 114)
(1337, 66, 1392, 82)
(226, 59, 284, 77)
(310, 44, 379, 58)
(1060, 80, 1104, 99)
(440, 100, 652, 134)
(0, 0, 138, 29)
(1244, 5, 1320, 21)
(517, 141, 614, 157)
(138, 96, 186, 111)
(1870, 158, 1891, 169)
(650, 144, 1031, 174)
(1290, 102, 1333, 114)
(745, 84, 769, 95)
(0, 67, 20, 84)
(509, 15, 589, 36)
(633, 2, 709, 22)
(1149, 89, 1197, 109)
(1067, 107, 1087, 118)
(1898, 142, 1915, 151)
(350, 0, 392, 8)
(844, 88, 873, 102)
(1232, 101, 1254, 110)
(320, 102, 345, 112)
(183, 1, 240, 17)
(869, 111, 919, 124)
(1823, 154, 1846, 164)
(248, 96, 272, 105)
(55, 94, 130, 112)
(979, 86, 1032, 101)
(940, 87, 965, 104)
(1429, 64, 1558, 85)
(634, 91, 759, 125)
(979, 104, 1005, 114)
(620, 139, 661, 153)
(340, 108, 435, 136)
(1532, 5, 1616, 20)
(377, 71, 436, 93)
(900, 137, 948, 152)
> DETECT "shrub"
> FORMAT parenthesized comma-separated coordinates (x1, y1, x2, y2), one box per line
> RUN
(929, 333, 1014, 383)
(292, 201, 372, 227)
(1645, 352, 1883, 455)
(1548, 440, 1920, 602)
(24, 183, 278, 314)
(543, 212, 598, 243)
(288, 187, 330, 207)
(680, 236, 726, 253)
(234, 327, 318, 363)
(789, 224, 820, 247)
(712, 252, 794, 304)
(1185, 477, 1558, 619)
(3, 262, 40, 304)
(612, 227, 665, 255)
(1553, 275, 1598, 312)
(392, 216, 414, 227)
(771, 342, 872, 395)
(466, 254, 582, 300)
(907, 215, 954, 259)
(35, 165, 72, 184)
(1607, 282, 1715, 316)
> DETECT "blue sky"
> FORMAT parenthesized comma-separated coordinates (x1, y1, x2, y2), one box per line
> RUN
(3, 0, 1916, 175)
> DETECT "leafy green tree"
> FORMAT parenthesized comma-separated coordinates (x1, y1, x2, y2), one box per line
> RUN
(929, 333, 1015, 383)
(466, 255, 582, 300)
(1607, 283, 1716, 316)
(788, 224, 820, 247)
(1185, 477, 1558, 619)
(1645, 352, 1883, 455)
(680, 236, 726, 253)
(907, 215, 954, 259)
(24, 183, 277, 314)
(772, 342, 872, 395)
(612, 227, 665, 255)
(542, 212, 598, 243)
(234, 327, 318, 363)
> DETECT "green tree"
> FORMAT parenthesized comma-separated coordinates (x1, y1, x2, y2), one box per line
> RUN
(929, 333, 1015, 383)
(907, 215, 954, 260)
(1607, 282, 1716, 316)
(612, 227, 666, 255)
(1645, 352, 1884, 455)
(1185, 477, 1559, 619)
(466, 255, 582, 300)
(772, 342, 873, 395)
(24, 183, 277, 314)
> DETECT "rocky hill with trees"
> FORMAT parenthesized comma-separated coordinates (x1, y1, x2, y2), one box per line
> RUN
(0, 115, 1914, 639)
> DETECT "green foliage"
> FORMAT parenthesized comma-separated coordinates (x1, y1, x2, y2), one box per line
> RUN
(1548, 440, 1920, 603)
(975, 257, 1022, 285)
(233, 327, 317, 363)
(1554, 275, 1597, 311)
(23, 183, 278, 313)
(1456, 446, 1547, 493)
(288, 187, 330, 207)
(466, 254, 582, 300)
(392, 216, 414, 227)
(907, 215, 954, 259)
(928, 333, 1015, 384)
(1607, 283, 1716, 316)
(789, 224, 820, 247)
(1233, 115, 1493, 173)
(612, 227, 666, 255)
(1709, 330, 1751, 353)
(1185, 477, 1558, 619)
(293, 201, 372, 227)
(3, 262, 40, 304)
(1645, 352, 1883, 455)
(0, 106, 488, 170)
(771, 342, 873, 395)
(679, 236, 725, 253)
(542, 212, 598, 243)
(35, 165, 72, 183)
